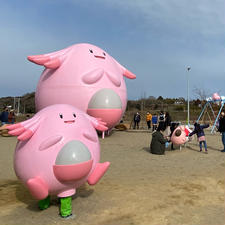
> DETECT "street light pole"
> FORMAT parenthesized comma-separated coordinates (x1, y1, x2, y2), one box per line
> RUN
(187, 66, 191, 126)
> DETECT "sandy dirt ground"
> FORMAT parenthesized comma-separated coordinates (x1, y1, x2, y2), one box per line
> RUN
(0, 129, 224, 225)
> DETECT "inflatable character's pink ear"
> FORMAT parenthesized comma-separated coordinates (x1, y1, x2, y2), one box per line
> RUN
(84, 114, 108, 131)
(27, 47, 70, 69)
(7, 116, 42, 141)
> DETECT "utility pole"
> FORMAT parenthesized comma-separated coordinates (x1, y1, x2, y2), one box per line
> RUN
(24, 102, 26, 114)
(187, 66, 191, 126)
(17, 97, 20, 114)
(13, 97, 16, 110)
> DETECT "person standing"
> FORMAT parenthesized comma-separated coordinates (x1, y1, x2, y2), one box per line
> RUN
(189, 122, 209, 154)
(152, 113, 158, 132)
(218, 112, 225, 152)
(158, 111, 165, 131)
(8, 110, 16, 124)
(0, 107, 9, 125)
(146, 112, 152, 129)
(133, 112, 141, 129)
(164, 112, 172, 136)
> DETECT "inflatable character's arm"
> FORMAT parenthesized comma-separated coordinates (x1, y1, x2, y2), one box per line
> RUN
(84, 114, 108, 131)
(84, 115, 110, 185)
(7, 116, 42, 141)
(111, 57, 136, 79)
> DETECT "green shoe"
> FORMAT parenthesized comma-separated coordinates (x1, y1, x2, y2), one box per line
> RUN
(60, 196, 72, 218)
(38, 195, 50, 210)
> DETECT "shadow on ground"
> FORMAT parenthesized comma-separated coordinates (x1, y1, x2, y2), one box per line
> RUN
(0, 179, 94, 212)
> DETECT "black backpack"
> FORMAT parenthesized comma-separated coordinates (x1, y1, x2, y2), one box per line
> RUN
(159, 114, 165, 121)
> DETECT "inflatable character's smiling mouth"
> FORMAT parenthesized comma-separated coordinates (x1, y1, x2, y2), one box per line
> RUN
(94, 55, 105, 59)
(64, 120, 75, 124)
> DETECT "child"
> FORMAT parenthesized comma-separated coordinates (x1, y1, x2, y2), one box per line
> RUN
(189, 122, 209, 153)
(152, 114, 158, 132)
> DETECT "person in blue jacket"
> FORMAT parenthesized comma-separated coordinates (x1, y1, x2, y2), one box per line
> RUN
(189, 122, 209, 154)
(152, 113, 158, 132)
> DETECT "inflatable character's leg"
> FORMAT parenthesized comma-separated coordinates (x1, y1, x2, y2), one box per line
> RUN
(60, 196, 72, 218)
(38, 195, 50, 210)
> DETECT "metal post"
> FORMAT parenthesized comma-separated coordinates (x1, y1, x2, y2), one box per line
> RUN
(24, 102, 26, 114)
(187, 67, 191, 126)
(17, 98, 20, 114)
(13, 97, 16, 110)
(196, 101, 208, 123)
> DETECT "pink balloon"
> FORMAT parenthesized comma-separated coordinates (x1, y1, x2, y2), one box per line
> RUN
(212, 93, 220, 100)
(7, 104, 110, 199)
(171, 125, 191, 145)
(28, 43, 136, 129)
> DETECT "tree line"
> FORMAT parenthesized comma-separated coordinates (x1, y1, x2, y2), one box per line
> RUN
(0, 92, 218, 118)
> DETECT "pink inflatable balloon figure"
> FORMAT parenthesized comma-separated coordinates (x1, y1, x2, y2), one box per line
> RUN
(171, 125, 192, 146)
(7, 104, 110, 218)
(212, 93, 221, 101)
(28, 43, 136, 130)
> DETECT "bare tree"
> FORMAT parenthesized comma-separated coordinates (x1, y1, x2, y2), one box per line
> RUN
(193, 86, 211, 101)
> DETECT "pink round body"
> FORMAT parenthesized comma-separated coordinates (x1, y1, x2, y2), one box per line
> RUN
(10, 104, 109, 199)
(29, 43, 136, 129)
(171, 125, 190, 145)
(212, 93, 220, 100)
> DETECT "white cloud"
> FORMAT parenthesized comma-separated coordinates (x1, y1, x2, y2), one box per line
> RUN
(94, 0, 225, 37)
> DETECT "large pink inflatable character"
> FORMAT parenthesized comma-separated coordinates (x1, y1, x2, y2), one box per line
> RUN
(28, 43, 136, 130)
(7, 104, 110, 218)
(171, 125, 192, 145)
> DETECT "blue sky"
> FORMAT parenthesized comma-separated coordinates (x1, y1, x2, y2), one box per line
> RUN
(1, 0, 225, 100)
